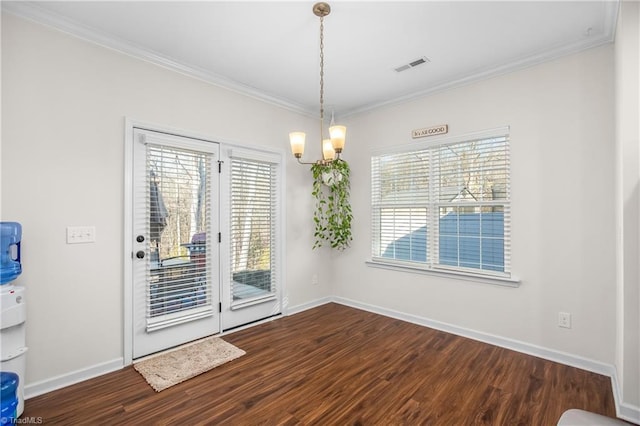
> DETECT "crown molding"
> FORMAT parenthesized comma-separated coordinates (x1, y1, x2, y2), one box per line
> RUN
(3, 0, 619, 119)
(1, 1, 315, 117)
(341, 0, 620, 118)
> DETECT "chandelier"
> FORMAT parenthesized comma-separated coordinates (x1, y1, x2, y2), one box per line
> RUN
(289, 2, 346, 165)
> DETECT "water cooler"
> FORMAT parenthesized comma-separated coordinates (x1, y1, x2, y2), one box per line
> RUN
(0, 222, 26, 421)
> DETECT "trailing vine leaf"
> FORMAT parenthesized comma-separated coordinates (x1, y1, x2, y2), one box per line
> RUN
(310, 159, 353, 250)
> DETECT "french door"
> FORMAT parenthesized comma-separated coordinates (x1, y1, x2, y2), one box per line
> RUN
(132, 129, 220, 358)
(220, 148, 283, 330)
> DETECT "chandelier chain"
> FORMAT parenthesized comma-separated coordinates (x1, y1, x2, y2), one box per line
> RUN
(319, 15, 325, 141)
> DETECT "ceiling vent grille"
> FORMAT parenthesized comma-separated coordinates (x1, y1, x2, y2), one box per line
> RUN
(394, 56, 430, 73)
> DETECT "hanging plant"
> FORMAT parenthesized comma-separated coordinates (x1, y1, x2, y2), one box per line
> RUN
(310, 159, 353, 250)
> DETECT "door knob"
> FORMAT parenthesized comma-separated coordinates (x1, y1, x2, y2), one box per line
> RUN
(136, 250, 145, 259)
(136, 235, 145, 243)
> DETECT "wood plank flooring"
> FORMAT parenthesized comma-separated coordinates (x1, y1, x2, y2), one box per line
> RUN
(23, 303, 617, 425)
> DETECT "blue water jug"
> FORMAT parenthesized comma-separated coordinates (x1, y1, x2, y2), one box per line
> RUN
(0, 372, 19, 425)
(0, 222, 22, 285)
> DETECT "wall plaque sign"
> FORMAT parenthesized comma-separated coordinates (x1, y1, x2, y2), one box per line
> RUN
(412, 124, 448, 139)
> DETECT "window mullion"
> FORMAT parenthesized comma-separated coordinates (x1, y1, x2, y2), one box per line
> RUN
(428, 147, 437, 269)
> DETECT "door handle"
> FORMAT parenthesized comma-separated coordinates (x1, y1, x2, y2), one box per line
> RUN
(136, 235, 145, 243)
(136, 250, 145, 259)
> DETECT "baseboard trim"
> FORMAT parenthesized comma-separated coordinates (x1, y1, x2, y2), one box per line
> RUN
(333, 296, 614, 375)
(24, 358, 124, 399)
(286, 296, 333, 316)
(617, 402, 640, 424)
(610, 368, 640, 424)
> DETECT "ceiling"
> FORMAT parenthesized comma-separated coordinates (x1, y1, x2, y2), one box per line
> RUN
(3, 1, 618, 117)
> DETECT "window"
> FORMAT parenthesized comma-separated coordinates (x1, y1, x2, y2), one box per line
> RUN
(371, 128, 511, 278)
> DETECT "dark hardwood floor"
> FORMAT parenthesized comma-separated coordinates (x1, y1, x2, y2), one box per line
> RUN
(23, 303, 616, 425)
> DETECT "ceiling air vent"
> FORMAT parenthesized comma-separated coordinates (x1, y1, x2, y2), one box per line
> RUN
(394, 56, 430, 73)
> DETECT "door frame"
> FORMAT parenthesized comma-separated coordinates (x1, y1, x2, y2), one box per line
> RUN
(123, 118, 287, 365)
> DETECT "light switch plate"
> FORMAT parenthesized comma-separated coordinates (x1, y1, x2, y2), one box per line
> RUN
(67, 226, 96, 244)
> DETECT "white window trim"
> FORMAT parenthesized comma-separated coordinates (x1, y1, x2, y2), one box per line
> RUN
(369, 126, 516, 286)
(365, 259, 520, 287)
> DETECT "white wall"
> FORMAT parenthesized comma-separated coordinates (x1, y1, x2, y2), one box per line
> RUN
(615, 0, 640, 415)
(336, 45, 617, 365)
(1, 13, 331, 387)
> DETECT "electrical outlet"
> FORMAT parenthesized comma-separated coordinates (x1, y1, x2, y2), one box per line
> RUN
(558, 312, 572, 329)
(312, 274, 319, 285)
(67, 226, 96, 244)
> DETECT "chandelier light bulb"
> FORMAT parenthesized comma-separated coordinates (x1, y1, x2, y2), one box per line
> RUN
(329, 125, 346, 153)
(289, 132, 306, 158)
(322, 139, 335, 161)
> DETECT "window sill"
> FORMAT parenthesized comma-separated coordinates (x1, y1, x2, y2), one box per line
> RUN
(365, 259, 521, 288)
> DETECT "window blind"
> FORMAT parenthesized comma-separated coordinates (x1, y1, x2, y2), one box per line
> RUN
(372, 150, 430, 262)
(371, 130, 510, 277)
(229, 157, 277, 305)
(146, 143, 214, 331)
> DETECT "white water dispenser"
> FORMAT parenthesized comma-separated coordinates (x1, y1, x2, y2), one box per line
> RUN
(1, 222, 27, 420)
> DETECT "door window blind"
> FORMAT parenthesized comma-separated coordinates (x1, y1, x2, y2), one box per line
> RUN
(229, 157, 277, 305)
(146, 143, 214, 331)
(371, 130, 511, 277)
